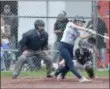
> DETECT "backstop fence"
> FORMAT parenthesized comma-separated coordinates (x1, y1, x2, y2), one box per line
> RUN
(0, 0, 109, 71)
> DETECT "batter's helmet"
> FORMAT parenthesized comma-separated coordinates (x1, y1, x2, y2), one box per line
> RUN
(73, 16, 86, 23)
(34, 20, 45, 29)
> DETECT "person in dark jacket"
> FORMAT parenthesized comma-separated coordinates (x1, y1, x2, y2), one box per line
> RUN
(12, 20, 53, 79)
(86, 10, 108, 68)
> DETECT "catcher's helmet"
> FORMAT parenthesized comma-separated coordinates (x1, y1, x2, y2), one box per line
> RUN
(78, 39, 87, 50)
(73, 15, 86, 23)
(87, 37, 96, 45)
(34, 20, 45, 29)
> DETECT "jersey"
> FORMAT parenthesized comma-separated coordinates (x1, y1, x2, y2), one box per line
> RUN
(61, 22, 79, 45)
(75, 48, 92, 65)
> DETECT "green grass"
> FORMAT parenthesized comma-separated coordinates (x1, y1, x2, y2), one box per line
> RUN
(67, 70, 109, 77)
(1, 70, 109, 78)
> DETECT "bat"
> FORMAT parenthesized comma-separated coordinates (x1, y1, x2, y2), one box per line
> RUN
(86, 28, 109, 40)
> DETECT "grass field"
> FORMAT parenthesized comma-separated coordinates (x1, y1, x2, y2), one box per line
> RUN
(1, 70, 109, 78)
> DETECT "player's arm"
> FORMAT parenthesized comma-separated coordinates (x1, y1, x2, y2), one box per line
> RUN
(19, 33, 29, 52)
(70, 23, 96, 34)
(80, 34, 91, 39)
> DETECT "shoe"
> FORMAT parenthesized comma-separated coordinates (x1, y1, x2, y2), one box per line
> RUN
(79, 77, 92, 83)
(89, 75, 98, 79)
(57, 74, 65, 81)
(12, 75, 17, 79)
(46, 74, 53, 78)
(94, 75, 98, 78)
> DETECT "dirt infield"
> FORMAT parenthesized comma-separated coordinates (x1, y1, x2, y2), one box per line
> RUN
(1, 77, 109, 89)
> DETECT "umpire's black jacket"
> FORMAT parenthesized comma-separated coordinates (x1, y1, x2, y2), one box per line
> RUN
(19, 29, 48, 52)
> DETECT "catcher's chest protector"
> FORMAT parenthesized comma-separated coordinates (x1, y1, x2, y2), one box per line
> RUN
(76, 49, 92, 65)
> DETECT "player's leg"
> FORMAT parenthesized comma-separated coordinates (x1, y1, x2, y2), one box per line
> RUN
(58, 59, 84, 79)
(12, 51, 32, 79)
(59, 45, 82, 79)
(84, 61, 95, 78)
(57, 58, 84, 79)
(43, 54, 53, 77)
(12, 55, 27, 78)
(54, 64, 69, 79)
(26, 57, 35, 71)
(73, 60, 85, 70)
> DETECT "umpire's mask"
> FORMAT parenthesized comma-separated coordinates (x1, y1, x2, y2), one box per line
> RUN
(34, 20, 45, 32)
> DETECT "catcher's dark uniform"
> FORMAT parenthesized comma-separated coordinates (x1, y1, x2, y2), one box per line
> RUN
(74, 48, 95, 78)
(75, 48, 92, 65)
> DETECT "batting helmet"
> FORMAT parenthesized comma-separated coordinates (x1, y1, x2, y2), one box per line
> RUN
(73, 15, 86, 23)
(34, 20, 45, 29)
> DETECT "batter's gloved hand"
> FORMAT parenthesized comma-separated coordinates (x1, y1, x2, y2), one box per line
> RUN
(85, 28, 96, 35)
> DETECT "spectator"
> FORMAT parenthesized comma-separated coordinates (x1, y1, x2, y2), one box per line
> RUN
(53, 11, 69, 62)
(86, 6, 108, 68)
(1, 16, 6, 71)
(1, 4, 18, 49)
(1, 16, 12, 71)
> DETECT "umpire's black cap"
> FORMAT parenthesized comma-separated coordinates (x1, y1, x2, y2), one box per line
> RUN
(34, 20, 45, 29)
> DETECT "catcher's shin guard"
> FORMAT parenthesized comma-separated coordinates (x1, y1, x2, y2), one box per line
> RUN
(85, 62, 95, 78)
(85, 66, 95, 78)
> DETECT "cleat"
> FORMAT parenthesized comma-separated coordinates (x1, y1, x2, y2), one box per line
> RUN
(12, 75, 17, 79)
(46, 74, 54, 78)
(79, 77, 92, 83)
(57, 74, 65, 81)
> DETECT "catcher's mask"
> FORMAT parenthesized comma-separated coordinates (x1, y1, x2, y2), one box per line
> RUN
(87, 37, 96, 46)
(78, 40, 88, 52)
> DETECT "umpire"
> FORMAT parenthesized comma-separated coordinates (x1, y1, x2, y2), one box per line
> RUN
(12, 20, 53, 79)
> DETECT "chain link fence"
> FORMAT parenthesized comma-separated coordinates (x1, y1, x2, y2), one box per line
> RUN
(1, 0, 109, 72)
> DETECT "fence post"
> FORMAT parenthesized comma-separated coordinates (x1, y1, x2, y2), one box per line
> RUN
(92, 1, 97, 71)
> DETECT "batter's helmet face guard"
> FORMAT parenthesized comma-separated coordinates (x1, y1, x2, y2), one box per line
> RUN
(34, 20, 45, 31)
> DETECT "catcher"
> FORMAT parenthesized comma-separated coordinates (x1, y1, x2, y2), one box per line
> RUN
(53, 37, 96, 80)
